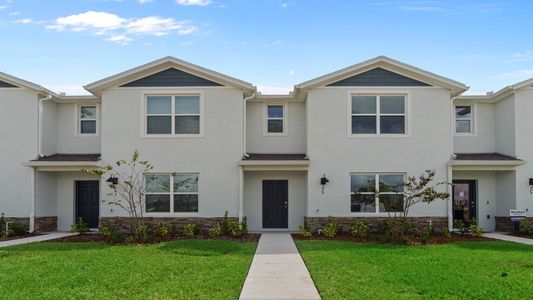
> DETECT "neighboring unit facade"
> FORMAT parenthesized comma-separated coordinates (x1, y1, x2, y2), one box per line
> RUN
(1, 56, 532, 233)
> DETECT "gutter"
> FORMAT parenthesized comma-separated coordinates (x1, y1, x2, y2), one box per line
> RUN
(242, 93, 256, 158)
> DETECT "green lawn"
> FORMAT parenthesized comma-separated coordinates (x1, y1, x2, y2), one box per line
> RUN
(0, 240, 257, 300)
(296, 240, 533, 300)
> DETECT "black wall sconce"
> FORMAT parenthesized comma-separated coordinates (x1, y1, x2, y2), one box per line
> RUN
(320, 174, 329, 194)
(106, 175, 118, 185)
(529, 178, 533, 194)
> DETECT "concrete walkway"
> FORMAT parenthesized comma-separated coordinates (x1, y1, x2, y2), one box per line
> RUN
(484, 232, 533, 245)
(0, 232, 76, 248)
(240, 232, 321, 300)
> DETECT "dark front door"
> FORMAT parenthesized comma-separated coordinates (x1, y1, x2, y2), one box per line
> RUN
(263, 180, 288, 229)
(76, 181, 100, 228)
(453, 180, 476, 225)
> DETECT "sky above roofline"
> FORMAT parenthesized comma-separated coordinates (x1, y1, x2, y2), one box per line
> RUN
(0, 0, 532, 96)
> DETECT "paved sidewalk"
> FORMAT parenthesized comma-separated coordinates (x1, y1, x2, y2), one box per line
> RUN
(0, 232, 76, 248)
(240, 232, 321, 300)
(483, 232, 533, 245)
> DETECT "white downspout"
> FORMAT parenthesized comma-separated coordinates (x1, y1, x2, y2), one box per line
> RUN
(449, 96, 457, 231)
(31, 94, 52, 232)
(38, 95, 53, 158)
(242, 93, 256, 158)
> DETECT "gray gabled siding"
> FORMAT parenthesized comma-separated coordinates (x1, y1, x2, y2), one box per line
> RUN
(0, 80, 18, 88)
(121, 68, 223, 87)
(327, 67, 431, 87)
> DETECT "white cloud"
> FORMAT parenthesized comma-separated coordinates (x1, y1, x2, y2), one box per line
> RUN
(0, 5, 8, 10)
(263, 40, 283, 47)
(106, 34, 132, 45)
(139, 0, 154, 3)
(9, 11, 19, 16)
(288, 69, 295, 76)
(126, 17, 195, 36)
(176, 0, 211, 6)
(45, 11, 197, 44)
(46, 11, 126, 32)
(14, 18, 33, 24)
(506, 51, 533, 63)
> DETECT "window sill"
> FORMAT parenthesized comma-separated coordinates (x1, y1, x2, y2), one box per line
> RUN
(144, 212, 200, 217)
(263, 133, 289, 137)
(74, 134, 99, 138)
(454, 133, 476, 137)
(347, 134, 410, 138)
(141, 134, 204, 139)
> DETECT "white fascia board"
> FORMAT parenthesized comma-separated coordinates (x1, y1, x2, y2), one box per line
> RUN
(0, 71, 59, 97)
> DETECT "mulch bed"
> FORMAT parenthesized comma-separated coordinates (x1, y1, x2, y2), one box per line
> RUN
(292, 233, 493, 246)
(47, 233, 261, 245)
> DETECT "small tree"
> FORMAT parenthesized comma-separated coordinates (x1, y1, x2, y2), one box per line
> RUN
(400, 170, 450, 220)
(84, 150, 153, 240)
(358, 170, 450, 220)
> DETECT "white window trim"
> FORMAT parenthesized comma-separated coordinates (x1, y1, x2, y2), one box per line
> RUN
(144, 173, 199, 216)
(263, 102, 289, 136)
(141, 91, 204, 138)
(349, 173, 405, 214)
(347, 90, 410, 138)
(454, 103, 476, 136)
(75, 103, 99, 137)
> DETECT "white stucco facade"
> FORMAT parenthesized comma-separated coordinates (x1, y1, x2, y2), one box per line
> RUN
(1, 56, 532, 233)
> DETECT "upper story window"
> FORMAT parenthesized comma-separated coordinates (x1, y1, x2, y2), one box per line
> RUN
(79, 105, 97, 135)
(264, 103, 287, 135)
(455, 105, 473, 134)
(146, 95, 201, 136)
(145, 174, 199, 213)
(350, 173, 404, 213)
(351, 95, 406, 135)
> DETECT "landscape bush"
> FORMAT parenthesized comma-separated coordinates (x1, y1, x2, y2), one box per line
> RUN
(70, 217, 90, 235)
(184, 224, 201, 237)
(350, 221, 368, 238)
(322, 218, 340, 238)
(299, 220, 312, 237)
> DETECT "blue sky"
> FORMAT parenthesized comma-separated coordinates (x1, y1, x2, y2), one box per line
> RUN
(0, 0, 532, 95)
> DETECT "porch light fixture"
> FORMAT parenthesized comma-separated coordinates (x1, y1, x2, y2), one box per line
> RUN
(320, 174, 329, 194)
(529, 178, 533, 194)
(106, 175, 118, 185)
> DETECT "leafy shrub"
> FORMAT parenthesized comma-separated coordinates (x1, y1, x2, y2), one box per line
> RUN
(170, 224, 178, 236)
(100, 225, 113, 238)
(519, 219, 533, 236)
(9, 222, 28, 236)
(322, 218, 340, 238)
(184, 224, 201, 237)
(377, 219, 395, 241)
(398, 219, 415, 236)
(155, 223, 169, 239)
(350, 221, 368, 238)
(468, 219, 484, 237)
(71, 217, 90, 235)
(453, 219, 466, 234)
(125, 235, 136, 244)
(299, 220, 312, 237)
(419, 224, 434, 244)
(227, 220, 247, 238)
(441, 227, 452, 238)
(111, 231, 125, 243)
(133, 225, 150, 243)
(219, 211, 231, 235)
(208, 225, 221, 238)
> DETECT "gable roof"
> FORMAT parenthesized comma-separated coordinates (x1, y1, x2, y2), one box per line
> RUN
(85, 56, 256, 96)
(295, 56, 468, 97)
(0, 71, 57, 96)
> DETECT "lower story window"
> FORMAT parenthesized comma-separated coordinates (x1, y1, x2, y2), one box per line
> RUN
(350, 174, 404, 213)
(145, 174, 198, 213)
